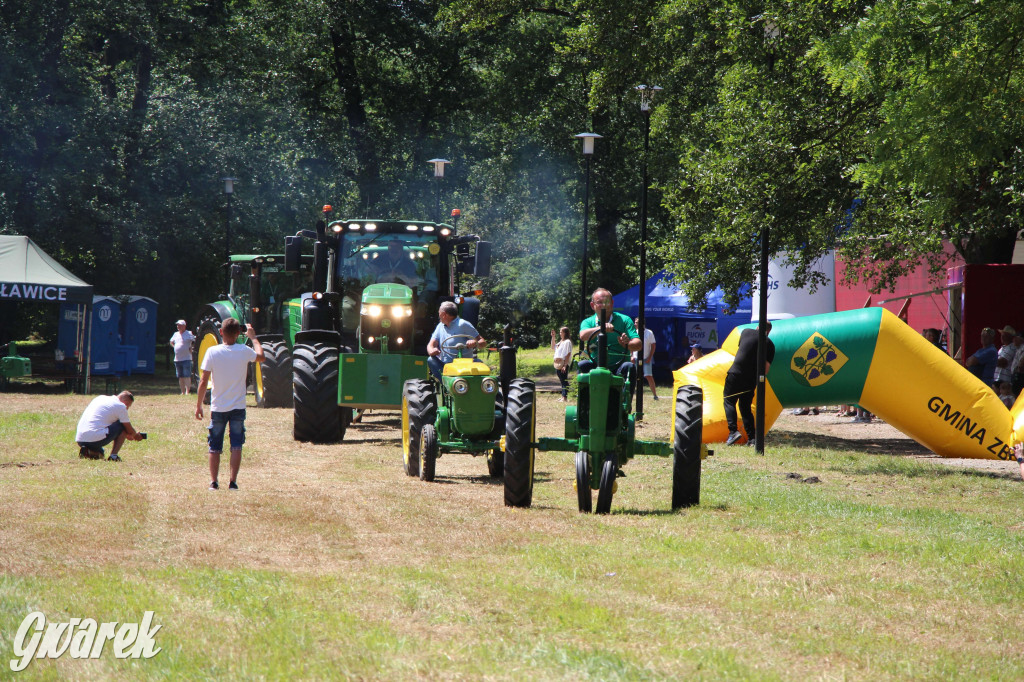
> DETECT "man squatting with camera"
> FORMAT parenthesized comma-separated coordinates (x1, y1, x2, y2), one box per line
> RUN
(75, 390, 145, 462)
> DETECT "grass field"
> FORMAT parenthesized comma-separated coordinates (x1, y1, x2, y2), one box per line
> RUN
(2, 371, 1024, 680)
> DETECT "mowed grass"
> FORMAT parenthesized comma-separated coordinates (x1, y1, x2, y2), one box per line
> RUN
(1, 376, 1024, 680)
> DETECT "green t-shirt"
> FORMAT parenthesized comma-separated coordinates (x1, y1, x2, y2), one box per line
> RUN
(579, 311, 638, 366)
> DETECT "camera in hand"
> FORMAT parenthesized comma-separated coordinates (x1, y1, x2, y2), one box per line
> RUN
(139, 432, 147, 439)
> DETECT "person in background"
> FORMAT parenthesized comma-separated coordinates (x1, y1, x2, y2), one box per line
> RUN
(998, 382, 1016, 408)
(551, 327, 573, 402)
(966, 327, 998, 387)
(633, 318, 659, 401)
(994, 325, 1017, 390)
(195, 318, 264, 491)
(687, 343, 704, 364)
(75, 390, 144, 461)
(1011, 330, 1024, 398)
(169, 319, 195, 395)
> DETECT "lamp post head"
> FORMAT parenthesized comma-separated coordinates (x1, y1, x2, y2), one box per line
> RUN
(635, 85, 663, 113)
(427, 158, 451, 178)
(764, 19, 780, 40)
(574, 132, 602, 156)
(221, 177, 238, 195)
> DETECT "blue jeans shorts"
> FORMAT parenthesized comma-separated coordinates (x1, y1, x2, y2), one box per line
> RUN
(174, 359, 193, 378)
(208, 409, 246, 453)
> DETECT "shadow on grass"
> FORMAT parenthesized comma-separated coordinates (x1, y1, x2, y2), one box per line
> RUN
(770, 428, 934, 456)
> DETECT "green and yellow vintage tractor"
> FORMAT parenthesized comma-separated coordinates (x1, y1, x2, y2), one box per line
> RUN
(192, 254, 313, 408)
(283, 208, 491, 442)
(537, 310, 708, 513)
(401, 326, 536, 507)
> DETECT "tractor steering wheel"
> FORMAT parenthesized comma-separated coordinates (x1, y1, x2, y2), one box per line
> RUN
(441, 334, 476, 359)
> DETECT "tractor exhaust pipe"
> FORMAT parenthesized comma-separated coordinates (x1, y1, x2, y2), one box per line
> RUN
(499, 323, 515, 405)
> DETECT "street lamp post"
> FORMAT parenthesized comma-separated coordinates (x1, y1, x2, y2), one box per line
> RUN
(221, 177, 237, 262)
(635, 84, 662, 423)
(574, 133, 602, 322)
(427, 158, 451, 223)
(756, 19, 780, 455)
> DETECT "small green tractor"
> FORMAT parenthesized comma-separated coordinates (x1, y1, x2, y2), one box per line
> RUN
(283, 208, 491, 442)
(192, 254, 313, 408)
(537, 310, 708, 513)
(401, 326, 536, 507)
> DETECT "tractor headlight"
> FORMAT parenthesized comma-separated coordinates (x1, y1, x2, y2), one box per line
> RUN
(481, 378, 497, 394)
(452, 379, 469, 395)
(391, 305, 405, 318)
(366, 305, 382, 317)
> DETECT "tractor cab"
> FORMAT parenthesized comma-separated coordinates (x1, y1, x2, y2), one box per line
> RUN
(225, 254, 313, 336)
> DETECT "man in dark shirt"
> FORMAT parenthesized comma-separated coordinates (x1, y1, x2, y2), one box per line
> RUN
(724, 321, 775, 446)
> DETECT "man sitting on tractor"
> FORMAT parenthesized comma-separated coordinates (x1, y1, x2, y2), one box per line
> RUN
(427, 301, 486, 380)
(578, 288, 641, 378)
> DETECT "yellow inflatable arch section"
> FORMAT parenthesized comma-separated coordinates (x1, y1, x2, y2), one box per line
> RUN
(674, 307, 1023, 461)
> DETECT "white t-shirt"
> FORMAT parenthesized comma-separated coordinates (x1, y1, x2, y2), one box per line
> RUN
(75, 395, 130, 442)
(170, 330, 195, 361)
(201, 342, 257, 412)
(554, 338, 572, 368)
(642, 328, 656, 363)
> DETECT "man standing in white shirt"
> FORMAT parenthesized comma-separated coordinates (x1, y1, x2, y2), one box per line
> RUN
(634, 318, 659, 401)
(75, 390, 144, 461)
(194, 318, 264, 490)
(169, 320, 195, 395)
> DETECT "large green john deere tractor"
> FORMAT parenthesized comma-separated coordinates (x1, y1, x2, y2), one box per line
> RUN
(283, 208, 491, 442)
(536, 310, 709, 513)
(401, 326, 536, 507)
(192, 254, 313, 408)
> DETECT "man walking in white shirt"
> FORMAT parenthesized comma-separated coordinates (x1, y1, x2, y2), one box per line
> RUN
(194, 318, 264, 490)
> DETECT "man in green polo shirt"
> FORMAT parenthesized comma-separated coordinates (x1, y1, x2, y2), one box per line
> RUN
(577, 287, 641, 378)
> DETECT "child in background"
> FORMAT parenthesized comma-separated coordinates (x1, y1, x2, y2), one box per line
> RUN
(999, 382, 1016, 408)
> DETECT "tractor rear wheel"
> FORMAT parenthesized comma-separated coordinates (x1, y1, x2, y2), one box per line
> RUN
(292, 342, 340, 443)
(193, 314, 223, 405)
(672, 384, 704, 509)
(419, 424, 438, 482)
(575, 451, 592, 513)
(595, 456, 617, 514)
(259, 340, 293, 408)
(402, 379, 435, 477)
(503, 378, 536, 508)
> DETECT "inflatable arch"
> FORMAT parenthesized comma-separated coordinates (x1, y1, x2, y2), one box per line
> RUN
(673, 307, 1024, 460)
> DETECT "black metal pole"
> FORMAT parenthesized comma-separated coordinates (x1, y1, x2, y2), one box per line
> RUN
(435, 177, 441, 224)
(755, 225, 769, 454)
(580, 155, 592, 322)
(637, 111, 650, 422)
(225, 192, 232, 262)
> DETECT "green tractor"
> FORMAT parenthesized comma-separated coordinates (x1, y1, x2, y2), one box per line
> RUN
(192, 254, 313, 408)
(401, 326, 536, 507)
(283, 208, 491, 442)
(536, 310, 709, 513)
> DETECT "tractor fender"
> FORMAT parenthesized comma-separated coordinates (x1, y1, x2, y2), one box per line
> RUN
(294, 329, 342, 347)
(194, 301, 238, 327)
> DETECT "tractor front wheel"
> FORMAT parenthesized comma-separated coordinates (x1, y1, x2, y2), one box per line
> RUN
(260, 340, 293, 408)
(292, 342, 340, 443)
(575, 451, 592, 513)
(672, 384, 704, 509)
(193, 314, 223, 405)
(595, 456, 617, 515)
(503, 378, 536, 508)
(419, 424, 438, 482)
(486, 449, 504, 478)
(402, 380, 436, 477)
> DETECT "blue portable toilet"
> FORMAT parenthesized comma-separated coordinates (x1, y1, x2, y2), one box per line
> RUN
(87, 296, 121, 375)
(123, 296, 158, 374)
